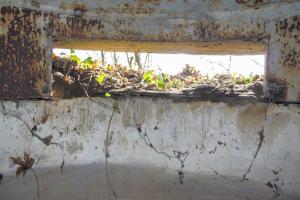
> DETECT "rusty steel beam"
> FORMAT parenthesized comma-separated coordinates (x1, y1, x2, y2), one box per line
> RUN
(0, 0, 299, 102)
(0, 6, 51, 98)
(53, 39, 266, 55)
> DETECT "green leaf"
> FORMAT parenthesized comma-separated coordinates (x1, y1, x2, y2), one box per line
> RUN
(81, 57, 94, 69)
(143, 70, 154, 83)
(160, 73, 169, 81)
(96, 73, 106, 84)
(107, 64, 113, 71)
(70, 49, 75, 54)
(105, 92, 111, 97)
(157, 79, 166, 89)
(83, 57, 93, 65)
(70, 54, 81, 64)
(170, 79, 181, 88)
(155, 73, 169, 89)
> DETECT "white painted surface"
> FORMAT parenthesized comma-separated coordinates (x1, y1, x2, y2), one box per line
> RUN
(0, 98, 299, 199)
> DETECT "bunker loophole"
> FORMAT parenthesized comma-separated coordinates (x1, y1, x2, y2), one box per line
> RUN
(52, 48, 265, 103)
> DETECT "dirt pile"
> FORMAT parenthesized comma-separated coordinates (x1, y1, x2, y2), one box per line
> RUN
(51, 54, 264, 102)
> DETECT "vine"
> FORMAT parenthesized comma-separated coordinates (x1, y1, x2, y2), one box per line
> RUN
(241, 104, 268, 181)
(104, 103, 119, 199)
(10, 152, 39, 197)
(1, 105, 64, 197)
(132, 113, 189, 184)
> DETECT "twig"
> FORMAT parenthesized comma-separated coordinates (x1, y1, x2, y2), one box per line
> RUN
(78, 81, 120, 197)
(105, 109, 118, 199)
(132, 113, 189, 184)
(79, 83, 120, 113)
(30, 168, 40, 197)
(241, 104, 268, 181)
(198, 56, 230, 72)
(250, 58, 264, 68)
(3, 111, 66, 180)
(81, 74, 98, 82)
(2, 113, 57, 146)
(60, 146, 66, 176)
(173, 150, 189, 184)
(136, 126, 172, 160)
(60, 156, 65, 176)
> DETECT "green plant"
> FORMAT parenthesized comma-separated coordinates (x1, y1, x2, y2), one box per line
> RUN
(69, 49, 81, 64)
(79, 57, 94, 70)
(169, 79, 182, 89)
(69, 49, 95, 70)
(96, 73, 107, 84)
(143, 70, 173, 89)
(107, 64, 113, 71)
(156, 73, 170, 89)
(143, 70, 154, 84)
(231, 73, 256, 85)
(83, 57, 93, 65)
(105, 92, 111, 97)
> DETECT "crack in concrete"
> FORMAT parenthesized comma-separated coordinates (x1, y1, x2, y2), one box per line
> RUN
(241, 104, 268, 181)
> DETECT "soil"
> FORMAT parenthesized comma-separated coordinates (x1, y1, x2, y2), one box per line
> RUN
(51, 55, 265, 104)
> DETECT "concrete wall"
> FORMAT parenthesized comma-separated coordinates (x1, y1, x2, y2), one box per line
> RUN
(0, 97, 299, 199)
(0, 1, 300, 199)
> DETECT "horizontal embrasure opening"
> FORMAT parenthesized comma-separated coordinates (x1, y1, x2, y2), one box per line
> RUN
(52, 40, 266, 103)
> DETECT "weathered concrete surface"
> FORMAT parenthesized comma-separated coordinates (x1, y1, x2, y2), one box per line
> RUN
(0, 1, 299, 102)
(0, 97, 299, 199)
(0, 164, 294, 200)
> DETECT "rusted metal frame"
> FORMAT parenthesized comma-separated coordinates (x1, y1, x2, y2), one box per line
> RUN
(53, 39, 266, 55)
(265, 15, 300, 103)
(0, 3, 299, 103)
(0, 6, 51, 99)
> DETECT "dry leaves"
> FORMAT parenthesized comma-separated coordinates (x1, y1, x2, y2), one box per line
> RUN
(41, 135, 53, 146)
(10, 152, 35, 177)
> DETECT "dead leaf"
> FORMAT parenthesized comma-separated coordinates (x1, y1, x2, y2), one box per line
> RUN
(10, 152, 35, 177)
(41, 115, 48, 124)
(42, 135, 53, 145)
